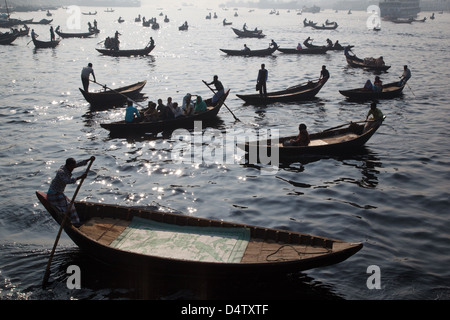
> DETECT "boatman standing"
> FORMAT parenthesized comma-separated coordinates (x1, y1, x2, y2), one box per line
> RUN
(47, 156, 95, 227)
(81, 63, 96, 92)
(399, 65, 411, 86)
(257, 64, 268, 98)
(204, 75, 224, 105)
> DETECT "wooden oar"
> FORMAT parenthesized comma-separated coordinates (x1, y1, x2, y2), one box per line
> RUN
(406, 82, 416, 97)
(322, 120, 368, 132)
(90, 80, 145, 108)
(202, 80, 240, 122)
(42, 156, 95, 287)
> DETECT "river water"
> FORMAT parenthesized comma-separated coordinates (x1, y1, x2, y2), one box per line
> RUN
(1, 4, 449, 301)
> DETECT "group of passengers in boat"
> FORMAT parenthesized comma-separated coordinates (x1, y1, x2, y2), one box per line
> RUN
(124, 93, 214, 123)
(363, 65, 411, 92)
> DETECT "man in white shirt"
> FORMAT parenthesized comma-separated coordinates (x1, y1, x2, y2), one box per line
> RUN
(81, 63, 96, 92)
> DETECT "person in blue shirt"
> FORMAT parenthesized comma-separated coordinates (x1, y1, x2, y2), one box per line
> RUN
(125, 100, 140, 122)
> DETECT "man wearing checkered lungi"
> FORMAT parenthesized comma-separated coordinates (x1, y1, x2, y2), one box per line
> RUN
(47, 157, 91, 227)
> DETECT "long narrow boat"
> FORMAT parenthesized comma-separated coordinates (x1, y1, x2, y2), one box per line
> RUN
(96, 42, 155, 57)
(36, 190, 362, 277)
(0, 32, 18, 45)
(238, 118, 385, 158)
(32, 36, 60, 48)
(28, 19, 53, 25)
(345, 53, 391, 72)
(220, 46, 277, 57)
(277, 47, 328, 54)
(101, 89, 230, 136)
(236, 78, 327, 105)
(311, 22, 338, 30)
(231, 27, 265, 38)
(55, 26, 95, 38)
(339, 82, 405, 100)
(79, 80, 147, 108)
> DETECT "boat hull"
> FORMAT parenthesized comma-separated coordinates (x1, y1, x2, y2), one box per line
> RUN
(36, 191, 362, 277)
(96, 44, 155, 57)
(236, 79, 327, 104)
(340, 82, 405, 100)
(220, 47, 277, 56)
(238, 119, 384, 159)
(346, 55, 391, 72)
(79, 80, 147, 108)
(277, 47, 328, 54)
(101, 90, 230, 135)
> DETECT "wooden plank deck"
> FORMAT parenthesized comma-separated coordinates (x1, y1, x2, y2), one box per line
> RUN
(78, 217, 333, 263)
(79, 217, 129, 246)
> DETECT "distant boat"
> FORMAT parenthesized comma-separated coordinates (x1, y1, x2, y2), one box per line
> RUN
(55, 26, 95, 38)
(231, 27, 265, 38)
(220, 46, 277, 57)
(96, 41, 155, 57)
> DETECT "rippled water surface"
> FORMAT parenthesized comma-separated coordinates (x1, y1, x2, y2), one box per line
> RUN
(1, 4, 450, 300)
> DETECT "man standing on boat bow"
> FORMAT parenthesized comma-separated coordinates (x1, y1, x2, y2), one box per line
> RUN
(204, 75, 224, 105)
(47, 156, 95, 227)
(81, 63, 96, 92)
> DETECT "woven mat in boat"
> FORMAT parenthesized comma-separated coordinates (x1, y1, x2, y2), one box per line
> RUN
(110, 217, 250, 263)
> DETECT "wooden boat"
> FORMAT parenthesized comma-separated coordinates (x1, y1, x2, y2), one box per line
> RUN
(220, 46, 277, 57)
(32, 36, 60, 48)
(28, 19, 52, 25)
(231, 27, 265, 38)
(82, 11, 97, 15)
(35, 190, 362, 277)
(238, 117, 385, 158)
(277, 47, 328, 54)
(55, 26, 95, 38)
(79, 80, 147, 108)
(236, 78, 327, 105)
(101, 89, 230, 135)
(339, 82, 405, 100)
(96, 42, 155, 57)
(303, 19, 317, 27)
(311, 22, 338, 30)
(0, 18, 33, 27)
(345, 53, 391, 72)
(0, 32, 18, 45)
(13, 25, 30, 37)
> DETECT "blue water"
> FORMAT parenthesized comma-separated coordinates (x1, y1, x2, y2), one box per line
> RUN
(1, 4, 449, 300)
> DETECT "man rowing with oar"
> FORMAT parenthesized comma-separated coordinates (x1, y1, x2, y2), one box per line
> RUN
(47, 156, 95, 227)
(81, 63, 96, 92)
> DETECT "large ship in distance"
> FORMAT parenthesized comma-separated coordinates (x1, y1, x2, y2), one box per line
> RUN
(379, 0, 421, 19)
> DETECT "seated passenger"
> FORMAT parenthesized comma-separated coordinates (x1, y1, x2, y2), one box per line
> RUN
(194, 96, 207, 114)
(143, 101, 158, 121)
(125, 100, 140, 123)
(284, 123, 310, 146)
(363, 80, 373, 90)
(373, 76, 383, 92)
